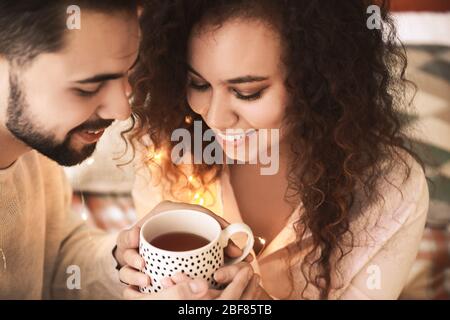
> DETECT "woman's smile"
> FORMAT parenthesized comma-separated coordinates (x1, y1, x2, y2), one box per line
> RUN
(214, 129, 258, 147)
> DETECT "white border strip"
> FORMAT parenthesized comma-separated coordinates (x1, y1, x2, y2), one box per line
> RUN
(392, 12, 450, 46)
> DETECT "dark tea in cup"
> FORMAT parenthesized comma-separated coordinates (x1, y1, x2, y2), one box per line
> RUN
(150, 232, 210, 251)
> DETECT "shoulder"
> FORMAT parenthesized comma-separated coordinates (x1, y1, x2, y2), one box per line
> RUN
(5, 150, 66, 182)
(0, 151, 72, 208)
(32, 151, 68, 182)
(375, 149, 428, 227)
(343, 148, 429, 258)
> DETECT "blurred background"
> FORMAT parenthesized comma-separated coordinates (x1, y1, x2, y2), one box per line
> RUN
(65, 1, 450, 299)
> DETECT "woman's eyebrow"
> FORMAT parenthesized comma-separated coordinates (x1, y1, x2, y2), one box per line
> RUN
(226, 75, 269, 84)
(188, 65, 268, 84)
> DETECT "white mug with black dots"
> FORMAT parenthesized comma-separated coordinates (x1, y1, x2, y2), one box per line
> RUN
(139, 209, 254, 294)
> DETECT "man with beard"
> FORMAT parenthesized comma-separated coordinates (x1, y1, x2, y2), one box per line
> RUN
(0, 1, 254, 300)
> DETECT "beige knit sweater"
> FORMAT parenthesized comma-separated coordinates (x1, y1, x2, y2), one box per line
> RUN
(0, 150, 125, 299)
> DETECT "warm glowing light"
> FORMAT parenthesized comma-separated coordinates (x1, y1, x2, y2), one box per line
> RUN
(258, 237, 266, 245)
(192, 191, 205, 206)
(185, 115, 193, 124)
(81, 210, 88, 221)
(147, 148, 164, 163)
(85, 158, 95, 166)
(153, 152, 162, 161)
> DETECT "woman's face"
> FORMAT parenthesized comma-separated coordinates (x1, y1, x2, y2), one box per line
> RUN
(186, 18, 289, 163)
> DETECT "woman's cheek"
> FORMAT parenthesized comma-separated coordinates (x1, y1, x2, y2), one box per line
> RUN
(187, 91, 209, 115)
(241, 98, 286, 129)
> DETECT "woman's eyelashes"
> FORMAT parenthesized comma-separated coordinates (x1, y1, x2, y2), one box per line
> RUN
(188, 80, 267, 101)
(232, 88, 264, 101)
(188, 80, 210, 92)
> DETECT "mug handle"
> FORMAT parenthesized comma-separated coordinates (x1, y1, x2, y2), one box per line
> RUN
(219, 223, 255, 265)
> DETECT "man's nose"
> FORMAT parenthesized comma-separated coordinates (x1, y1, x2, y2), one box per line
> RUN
(97, 79, 132, 121)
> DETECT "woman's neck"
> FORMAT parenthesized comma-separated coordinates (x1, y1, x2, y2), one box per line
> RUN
(229, 142, 293, 199)
(228, 144, 297, 245)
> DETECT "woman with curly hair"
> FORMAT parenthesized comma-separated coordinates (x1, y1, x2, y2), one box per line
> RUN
(124, 0, 429, 299)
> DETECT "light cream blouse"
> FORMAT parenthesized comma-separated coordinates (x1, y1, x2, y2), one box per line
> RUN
(132, 149, 429, 299)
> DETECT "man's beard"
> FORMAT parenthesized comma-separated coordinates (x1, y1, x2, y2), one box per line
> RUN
(5, 71, 113, 167)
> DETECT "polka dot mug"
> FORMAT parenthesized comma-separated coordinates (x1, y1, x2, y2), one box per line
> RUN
(139, 209, 254, 294)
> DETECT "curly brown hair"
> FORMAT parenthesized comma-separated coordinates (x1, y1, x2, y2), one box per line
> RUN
(127, 0, 426, 299)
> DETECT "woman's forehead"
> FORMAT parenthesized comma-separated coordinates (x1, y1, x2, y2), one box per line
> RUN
(187, 19, 283, 80)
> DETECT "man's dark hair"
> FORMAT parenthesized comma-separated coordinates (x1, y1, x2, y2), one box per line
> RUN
(0, 1, 139, 65)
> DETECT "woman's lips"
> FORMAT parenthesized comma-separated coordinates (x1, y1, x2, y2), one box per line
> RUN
(215, 129, 257, 147)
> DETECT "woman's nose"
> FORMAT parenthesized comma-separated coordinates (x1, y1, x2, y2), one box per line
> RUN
(205, 91, 237, 130)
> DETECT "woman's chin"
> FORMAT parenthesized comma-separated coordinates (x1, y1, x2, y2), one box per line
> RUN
(223, 148, 259, 164)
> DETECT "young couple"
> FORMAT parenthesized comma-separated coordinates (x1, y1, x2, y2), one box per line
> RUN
(0, 0, 429, 300)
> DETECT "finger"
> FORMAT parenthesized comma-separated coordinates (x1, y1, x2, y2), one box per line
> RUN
(201, 289, 221, 300)
(171, 272, 192, 284)
(169, 273, 223, 300)
(161, 277, 175, 289)
(122, 249, 145, 270)
(123, 286, 147, 300)
(217, 267, 253, 300)
(119, 266, 150, 288)
(241, 274, 261, 300)
(214, 262, 253, 284)
(224, 239, 243, 258)
(244, 253, 254, 263)
(117, 226, 140, 250)
(123, 279, 210, 300)
(224, 242, 254, 263)
(169, 272, 224, 298)
(153, 280, 210, 300)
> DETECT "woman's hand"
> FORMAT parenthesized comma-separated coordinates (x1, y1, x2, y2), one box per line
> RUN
(160, 262, 260, 300)
(124, 262, 257, 300)
(158, 262, 274, 300)
(113, 200, 254, 299)
(122, 278, 210, 300)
